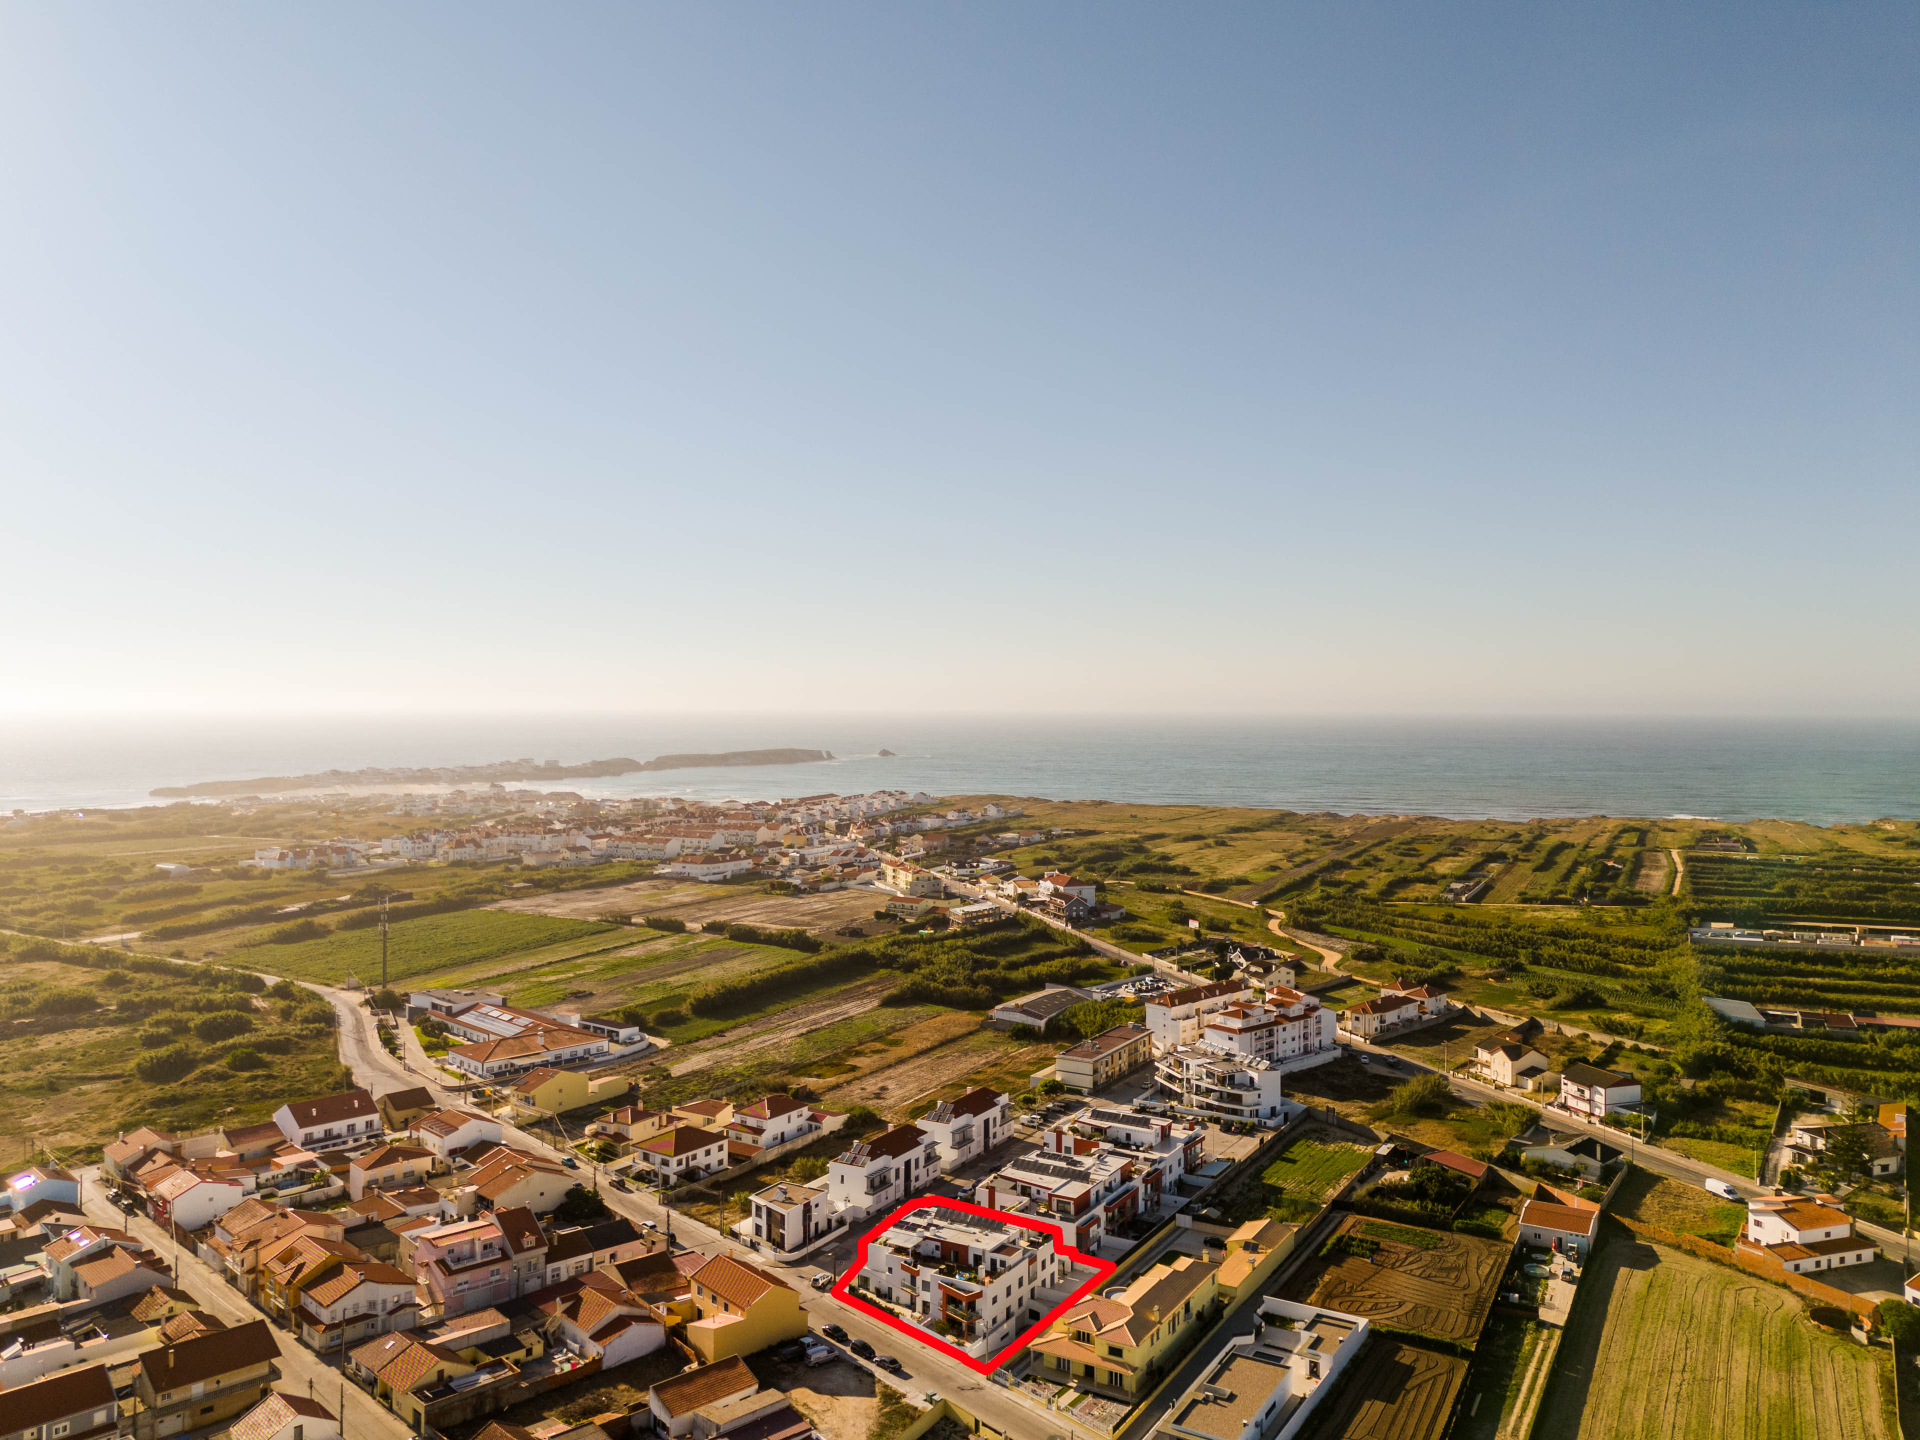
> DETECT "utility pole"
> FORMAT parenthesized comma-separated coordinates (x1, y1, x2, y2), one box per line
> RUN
(380, 896, 390, 991)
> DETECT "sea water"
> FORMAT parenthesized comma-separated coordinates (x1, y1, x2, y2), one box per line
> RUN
(0, 715, 1914, 824)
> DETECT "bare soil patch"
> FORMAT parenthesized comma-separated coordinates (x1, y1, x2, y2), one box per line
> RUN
(1304, 1339, 1467, 1440)
(750, 1352, 880, 1440)
(663, 977, 900, 1076)
(1287, 1213, 1507, 1348)
(814, 1020, 1052, 1119)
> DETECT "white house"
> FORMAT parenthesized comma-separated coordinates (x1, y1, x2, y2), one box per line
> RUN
(148, 1169, 248, 1232)
(1039, 872, 1097, 904)
(658, 854, 757, 882)
(631, 1126, 731, 1186)
(1517, 1199, 1600, 1261)
(273, 1090, 383, 1152)
(914, 1088, 1011, 1172)
(1741, 1195, 1879, 1274)
(293, 1261, 419, 1354)
(1337, 993, 1424, 1039)
(724, 1094, 821, 1151)
(1473, 1030, 1550, 1088)
(1378, 977, 1452, 1019)
(741, 1181, 834, 1255)
(407, 1109, 503, 1162)
(1163, 1297, 1366, 1440)
(1556, 1064, 1642, 1119)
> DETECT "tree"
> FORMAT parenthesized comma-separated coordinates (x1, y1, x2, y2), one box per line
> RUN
(1878, 1299, 1920, 1345)
(370, 988, 405, 1012)
(1817, 1128, 1873, 1187)
(553, 1186, 609, 1224)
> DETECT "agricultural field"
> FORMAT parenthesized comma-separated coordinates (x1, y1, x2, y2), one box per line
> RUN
(1285, 1213, 1508, 1348)
(1299, 1338, 1467, 1440)
(226, 909, 627, 985)
(1535, 1235, 1895, 1440)
(489, 876, 892, 935)
(0, 950, 351, 1170)
(1685, 851, 1920, 927)
(1453, 1313, 1557, 1440)
(1261, 1136, 1373, 1205)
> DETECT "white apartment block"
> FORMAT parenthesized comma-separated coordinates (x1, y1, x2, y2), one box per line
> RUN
(914, 1088, 1012, 1172)
(1154, 1045, 1297, 1126)
(858, 1207, 1069, 1359)
(1145, 981, 1259, 1051)
(827, 1125, 942, 1222)
(1197, 987, 1340, 1072)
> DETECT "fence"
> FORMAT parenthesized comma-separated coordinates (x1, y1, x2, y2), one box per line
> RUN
(1610, 1214, 1878, 1318)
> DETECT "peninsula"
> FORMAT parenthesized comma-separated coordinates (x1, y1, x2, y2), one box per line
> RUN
(149, 747, 834, 798)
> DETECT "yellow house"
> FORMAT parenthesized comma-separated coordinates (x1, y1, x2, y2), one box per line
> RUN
(673, 1098, 736, 1131)
(685, 1253, 806, 1362)
(133, 1319, 281, 1440)
(508, 1067, 591, 1117)
(257, 1235, 361, 1322)
(1215, 1218, 1297, 1298)
(1029, 1256, 1219, 1398)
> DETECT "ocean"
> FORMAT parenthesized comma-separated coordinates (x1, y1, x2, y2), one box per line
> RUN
(0, 715, 1915, 825)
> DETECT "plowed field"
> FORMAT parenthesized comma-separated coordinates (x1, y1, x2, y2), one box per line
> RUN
(1304, 1339, 1466, 1440)
(1292, 1214, 1507, 1347)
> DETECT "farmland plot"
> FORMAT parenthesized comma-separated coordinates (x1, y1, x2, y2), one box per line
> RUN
(1290, 1214, 1507, 1348)
(1536, 1237, 1893, 1440)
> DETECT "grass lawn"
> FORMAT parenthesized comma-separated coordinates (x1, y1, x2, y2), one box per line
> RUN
(1611, 1167, 1749, 1247)
(230, 909, 624, 985)
(1536, 1233, 1895, 1439)
(1660, 1135, 1762, 1179)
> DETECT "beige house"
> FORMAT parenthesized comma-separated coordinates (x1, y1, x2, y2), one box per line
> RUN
(1054, 1023, 1154, 1093)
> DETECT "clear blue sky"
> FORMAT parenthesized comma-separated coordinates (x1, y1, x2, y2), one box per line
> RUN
(2, 4, 1914, 716)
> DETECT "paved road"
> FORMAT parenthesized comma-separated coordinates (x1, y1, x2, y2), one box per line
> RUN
(75, 1169, 412, 1440)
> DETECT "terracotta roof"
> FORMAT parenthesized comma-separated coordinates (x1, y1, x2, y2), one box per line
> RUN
(691, 1254, 788, 1312)
(676, 1099, 731, 1119)
(1560, 1063, 1636, 1090)
(649, 1355, 757, 1419)
(303, 1261, 415, 1308)
(222, 1122, 288, 1150)
(494, 1205, 546, 1256)
(944, 1086, 1006, 1117)
(736, 1093, 806, 1121)
(1519, 1200, 1599, 1237)
(640, 1126, 729, 1158)
(140, 1318, 279, 1391)
(1418, 1150, 1488, 1180)
(74, 1248, 148, 1289)
(411, 1108, 488, 1138)
(230, 1392, 336, 1440)
(1348, 995, 1419, 1016)
(280, 1089, 378, 1129)
(130, 1286, 197, 1322)
(352, 1144, 433, 1172)
(373, 1337, 464, 1393)
(159, 1312, 227, 1344)
(378, 1086, 436, 1113)
(0, 1363, 116, 1431)
(843, 1124, 927, 1162)
(1148, 981, 1246, 1009)
(511, 1067, 567, 1093)
(348, 1332, 416, 1375)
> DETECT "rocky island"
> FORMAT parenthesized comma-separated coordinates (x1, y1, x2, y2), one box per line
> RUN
(150, 747, 834, 798)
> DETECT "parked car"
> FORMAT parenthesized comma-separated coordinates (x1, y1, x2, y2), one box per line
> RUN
(1704, 1178, 1742, 1201)
(811, 1273, 833, 1290)
(802, 1340, 835, 1368)
(561, 1157, 579, 1169)
(822, 1323, 849, 1343)
(850, 1338, 876, 1360)
(773, 1340, 807, 1363)
(609, 1177, 631, 1191)
(875, 1355, 904, 1374)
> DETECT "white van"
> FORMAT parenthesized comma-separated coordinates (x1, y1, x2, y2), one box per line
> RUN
(1703, 1178, 1742, 1201)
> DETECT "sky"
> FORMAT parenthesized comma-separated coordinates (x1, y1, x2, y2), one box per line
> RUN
(0, 3, 1915, 718)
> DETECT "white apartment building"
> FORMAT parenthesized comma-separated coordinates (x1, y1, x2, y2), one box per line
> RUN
(1063, 1105, 1209, 1191)
(1145, 981, 1259, 1051)
(826, 1125, 941, 1223)
(857, 1208, 1068, 1359)
(914, 1088, 1011, 1172)
(1197, 987, 1340, 1072)
(726, 1094, 823, 1151)
(973, 1137, 1159, 1256)
(1154, 1045, 1297, 1126)
(741, 1181, 835, 1254)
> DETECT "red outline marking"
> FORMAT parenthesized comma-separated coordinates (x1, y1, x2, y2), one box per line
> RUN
(831, 1197, 1118, 1374)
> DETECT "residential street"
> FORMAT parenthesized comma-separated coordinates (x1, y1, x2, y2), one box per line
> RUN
(74, 1169, 411, 1440)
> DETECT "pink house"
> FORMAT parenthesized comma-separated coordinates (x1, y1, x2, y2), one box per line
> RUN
(408, 1207, 548, 1319)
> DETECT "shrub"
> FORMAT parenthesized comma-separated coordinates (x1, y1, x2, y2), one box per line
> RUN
(650, 1008, 687, 1027)
(224, 1047, 268, 1071)
(791, 1155, 829, 1181)
(641, 915, 687, 933)
(31, 989, 96, 1016)
(102, 970, 130, 989)
(135, 1044, 199, 1083)
(253, 918, 328, 946)
(1878, 1298, 1920, 1344)
(1375, 1073, 1452, 1120)
(193, 1010, 255, 1042)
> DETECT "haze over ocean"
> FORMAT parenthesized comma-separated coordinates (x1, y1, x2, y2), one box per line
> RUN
(0, 716, 1914, 825)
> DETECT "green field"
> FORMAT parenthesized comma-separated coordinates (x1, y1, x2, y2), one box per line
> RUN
(1536, 1234, 1893, 1440)
(1261, 1137, 1372, 1201)
(237, 909, 624, 984)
